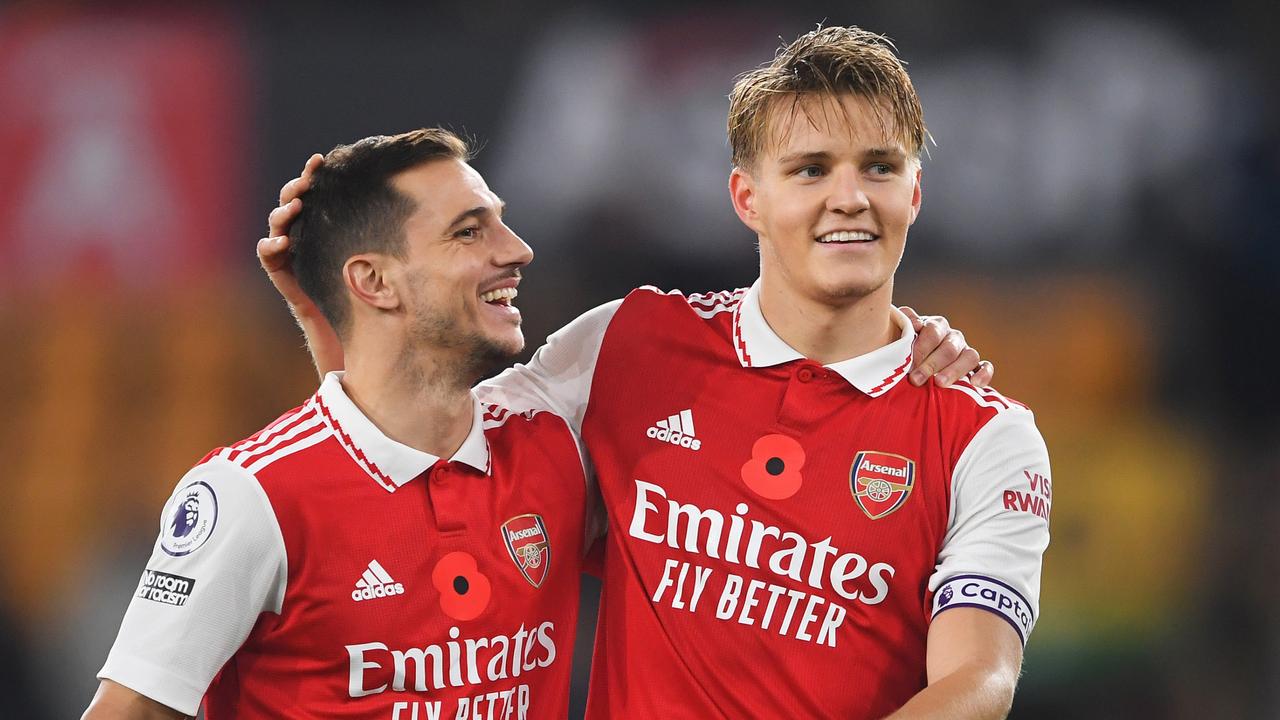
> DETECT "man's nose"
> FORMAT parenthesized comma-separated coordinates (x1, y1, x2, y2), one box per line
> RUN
(498, 224, 534, 267)
(826, 166, 870, 214)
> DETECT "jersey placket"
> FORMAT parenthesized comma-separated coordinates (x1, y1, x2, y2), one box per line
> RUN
(775, 361, 841, 432)
(426, 460, 473, 535)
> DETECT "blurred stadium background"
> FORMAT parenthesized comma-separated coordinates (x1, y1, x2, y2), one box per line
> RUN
(1, 1, 1276, 717)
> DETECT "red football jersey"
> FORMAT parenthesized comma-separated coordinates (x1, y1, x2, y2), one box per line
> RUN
(100, 373, 589, 719)
(481, 282, 1051, 719)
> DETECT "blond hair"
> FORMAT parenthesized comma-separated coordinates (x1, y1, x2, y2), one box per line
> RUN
(727, 26, 927, 169)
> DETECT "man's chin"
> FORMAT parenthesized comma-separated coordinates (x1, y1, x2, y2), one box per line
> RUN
(470, 333, 523, 376)
(809, 277, 883, 303)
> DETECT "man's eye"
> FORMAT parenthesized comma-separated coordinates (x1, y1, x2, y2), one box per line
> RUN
(797, 165, 823, 178)
(868, 163, 893, 175)
(456, 226, 480, 239)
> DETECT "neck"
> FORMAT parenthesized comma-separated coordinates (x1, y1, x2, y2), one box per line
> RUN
(340, 332, 476, 460)
(757, 275, 896, 365)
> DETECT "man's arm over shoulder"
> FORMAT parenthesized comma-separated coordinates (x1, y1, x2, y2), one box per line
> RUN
(89, 458, 289, 717)
(477, 298, 623, 434)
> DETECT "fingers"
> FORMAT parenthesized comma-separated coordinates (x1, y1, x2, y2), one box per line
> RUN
(268, 197, 303, 238)
(269, 154, 323, 237)
(968, 359, 995, 388)
(256, 234, 315, 310)
(912, 329, 966, 386)
(275, 154, 323, 208)
(932, 345, 979, 387)
(905, 309, 991, 388)
(899, 306, 922, 329)
(908, 316, 952, 384)
(257, 236, 292, 271)
(277, 175, 312, 207)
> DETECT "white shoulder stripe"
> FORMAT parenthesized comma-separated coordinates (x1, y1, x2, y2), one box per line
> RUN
(245, 427, 332, 475)
(482, 404, 541, 429)
(226, 405, 315, 457)
(945, 383, 1015, 412)
(246, 412, 324, 459)
(686, 288, 746, 319)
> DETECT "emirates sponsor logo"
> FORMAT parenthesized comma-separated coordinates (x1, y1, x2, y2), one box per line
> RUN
(345, 621, 557, 698)
(627, 478, 898, 648)
(629, 479, 895, 605)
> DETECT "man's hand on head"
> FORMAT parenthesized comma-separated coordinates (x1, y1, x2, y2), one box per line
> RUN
(258, 154, 324, 319)
(258, 153, 345, 377)
(900, 307, 994, 388)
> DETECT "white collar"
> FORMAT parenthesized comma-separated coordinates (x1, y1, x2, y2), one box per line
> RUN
(314, 372, 490, 492)
(730, 279, 915, 397)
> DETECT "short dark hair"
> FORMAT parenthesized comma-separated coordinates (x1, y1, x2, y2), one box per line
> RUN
(291, 128, 472, 337)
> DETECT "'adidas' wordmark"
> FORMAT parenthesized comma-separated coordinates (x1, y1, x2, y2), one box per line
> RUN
(351, 559, 405, 602)
(646, 409, 702, 451)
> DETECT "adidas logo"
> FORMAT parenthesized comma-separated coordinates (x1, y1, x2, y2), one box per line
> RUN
(645, 409, 702, 451)
(351, 559, 405, 602)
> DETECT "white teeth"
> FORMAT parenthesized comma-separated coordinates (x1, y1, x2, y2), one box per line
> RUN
(480, 287, 518, 303)
(817, 230, 876, 243)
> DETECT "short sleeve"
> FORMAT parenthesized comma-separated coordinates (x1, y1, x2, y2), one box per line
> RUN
(477, 298, 622, 436)
(479, 300, 621, 546)
(929, 409, 1051, 645)
(97, 458, 287, 716)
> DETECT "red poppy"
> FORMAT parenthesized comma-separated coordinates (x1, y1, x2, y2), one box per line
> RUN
(740, 434, 806, 499)
(431, 551, 492, 621)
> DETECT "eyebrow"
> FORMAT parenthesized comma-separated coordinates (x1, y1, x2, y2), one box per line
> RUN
(776, 150, 834, 166)
(775, 147, 907, 166)
(445, 199, 506, 229)
(865, 147, 907, 160)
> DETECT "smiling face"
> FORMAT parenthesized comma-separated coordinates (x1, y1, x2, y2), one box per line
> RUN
(387, 159, 533, 370)
(731, 93, 922, 308)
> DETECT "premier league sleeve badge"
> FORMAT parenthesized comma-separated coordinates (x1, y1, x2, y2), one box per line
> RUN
(161, 480, 219, 556)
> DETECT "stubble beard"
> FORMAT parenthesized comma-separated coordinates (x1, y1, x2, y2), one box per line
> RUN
(406, 304, 521, 389)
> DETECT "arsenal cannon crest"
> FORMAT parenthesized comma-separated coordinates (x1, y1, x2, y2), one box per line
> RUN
(501, 514, 551, 588)
(850, 451, 916, 520)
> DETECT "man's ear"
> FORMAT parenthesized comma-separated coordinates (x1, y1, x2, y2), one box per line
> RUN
(729, 167, 765, 235)
(909, 164, 923, 225)
(343, 254, 402, 313)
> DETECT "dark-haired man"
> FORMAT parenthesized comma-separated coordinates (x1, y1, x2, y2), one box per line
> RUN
(263, 27, 1046, 720)
(85, 130, 594, 719)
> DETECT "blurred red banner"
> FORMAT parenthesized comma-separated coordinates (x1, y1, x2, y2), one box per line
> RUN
(0, 7, 246, 290)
